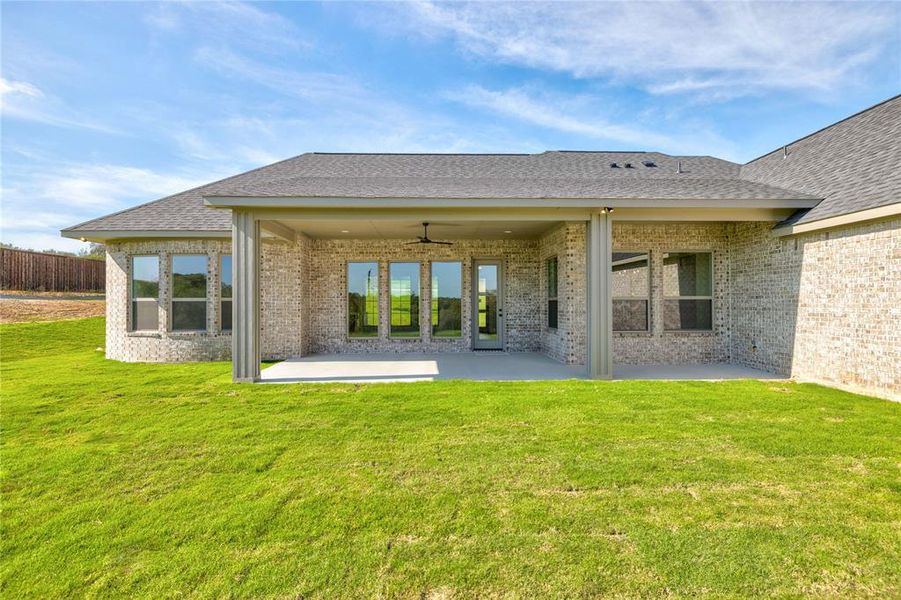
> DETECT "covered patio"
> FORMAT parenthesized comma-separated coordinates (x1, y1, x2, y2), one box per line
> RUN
(214, 205, 810, 383)
(259, 352, 781, 384)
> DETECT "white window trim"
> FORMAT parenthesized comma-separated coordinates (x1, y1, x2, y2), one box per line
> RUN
(129, 254, 160, 332)
(612, 250, 651, 332)
(430, 260, 464, 339)
(662, 250, 714, 332)
(169, 253, 209, 333)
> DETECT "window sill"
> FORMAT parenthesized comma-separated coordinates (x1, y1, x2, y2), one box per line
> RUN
(614, 331, 652, 337)
(662, 330, 715, 337)
(429, 335, 463, 342)
(167, 330, 213, 338)
(127, 331, 162, 338)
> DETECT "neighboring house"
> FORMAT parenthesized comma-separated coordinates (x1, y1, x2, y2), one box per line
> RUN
(62, 96, 900, 397)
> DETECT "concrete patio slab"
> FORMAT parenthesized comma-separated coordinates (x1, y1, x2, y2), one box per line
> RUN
(259, 353, 781, 384)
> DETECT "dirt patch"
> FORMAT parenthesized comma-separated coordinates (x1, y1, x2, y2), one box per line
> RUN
(0, 297, 106, 323)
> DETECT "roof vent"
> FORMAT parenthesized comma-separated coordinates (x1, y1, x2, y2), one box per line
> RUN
(642, 161, 656, 167)
(609, 162, 619, 168)
(677, 160, 684, 174)
(782, 145, 789, 159)
(624, 162, 634, 169)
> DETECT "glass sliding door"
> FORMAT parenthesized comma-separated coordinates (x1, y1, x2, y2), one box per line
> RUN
(472, 260, 503, 349)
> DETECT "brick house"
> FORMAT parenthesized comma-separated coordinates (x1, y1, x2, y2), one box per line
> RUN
(62, 96, 900, 398)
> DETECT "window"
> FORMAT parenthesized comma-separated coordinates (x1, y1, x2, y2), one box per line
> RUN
(663, 252, 713, 331)
(171, 255, 208, 331)
(131, 255, 159, 331)
(431, 261, 462, 337)
(613, 252, 650, 331)
(390, 262, 420, 337)
(546, 256, 558, 329)
(220, 255, 232, 332)
(348, 262, 379, 337)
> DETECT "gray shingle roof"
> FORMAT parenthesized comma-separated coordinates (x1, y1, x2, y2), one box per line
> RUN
(63, 151, 815, 234)
(742, 95, 901, 226)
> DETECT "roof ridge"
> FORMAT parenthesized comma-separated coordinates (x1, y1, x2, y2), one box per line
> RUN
(310, 152, 530, 156)
(744, 94, 901, 166)
(549, 150, 649, 154)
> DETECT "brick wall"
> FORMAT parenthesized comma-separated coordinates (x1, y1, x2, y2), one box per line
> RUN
(538, 223, 588, 364)
(260, 236, 310, 359)
(612, 223, 731, 364)
(308, 238, 541, 354)
(105, 239, 233, 362)
(729, 218, 900, 399)
(102, 219, 901, 400)
(106, 238, 310, 362)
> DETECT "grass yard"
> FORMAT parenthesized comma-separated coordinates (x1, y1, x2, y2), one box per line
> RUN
(2, 318, 900, 598)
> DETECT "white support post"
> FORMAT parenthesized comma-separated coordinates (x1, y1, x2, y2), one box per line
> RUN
(587, 211, 613, 379)
(232, 210, 261, 383)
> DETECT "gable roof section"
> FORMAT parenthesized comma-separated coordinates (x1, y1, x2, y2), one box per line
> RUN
(742, 95, 901, 227)
(63, 151, 815, 235)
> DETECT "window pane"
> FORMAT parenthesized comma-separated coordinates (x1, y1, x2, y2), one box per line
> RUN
(172, 300, 207, 331)
(477, 265, 498, 341)
(390, 262, 420, 337)
(348, 262, 379, 337)
(664, 299, 712, 331)
(548, 299, 558, 329)
(220, 255, 232, 299)
(431, 261, 461, 337)
(221, 300, 232, 331)
(172, 255, 208, 299)
(613, 299, 648, 331)
(132, 299, 158, 331)
(546, 257, 558, 298)
(612, 252, 649, 298)
(663, 252, 712, 297)
(132, 256, 159, 298)
(613, 252, 649, 332)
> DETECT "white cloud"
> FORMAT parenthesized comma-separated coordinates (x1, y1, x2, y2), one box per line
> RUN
(0, 231, 87, 254)
(384, 1, 899, 99)
(0, 77, 119, 133)
(0, 78, 44, 99)
(1, 161, 236, 251)
(34, 165, 212, 209)
(447, 85, 674, 148)
(194, 46, 363, 103)
(144, 1, 308, 52)
(446, 85, 736, 157)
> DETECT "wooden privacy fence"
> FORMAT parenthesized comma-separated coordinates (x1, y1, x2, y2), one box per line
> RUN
(0, 248, 105, 292)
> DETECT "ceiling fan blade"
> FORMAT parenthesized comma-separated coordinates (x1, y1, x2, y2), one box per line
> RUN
(432, 241, 454, 245)
(404, 240, 423, 245)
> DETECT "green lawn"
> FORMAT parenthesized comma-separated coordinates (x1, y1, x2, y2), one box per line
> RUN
(2, 318, 899, 598)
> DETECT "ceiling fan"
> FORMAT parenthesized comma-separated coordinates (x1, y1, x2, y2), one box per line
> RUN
(406, 222, 453, 246)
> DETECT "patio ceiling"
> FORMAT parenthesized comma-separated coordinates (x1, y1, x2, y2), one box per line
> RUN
(276, 219, 559, 240)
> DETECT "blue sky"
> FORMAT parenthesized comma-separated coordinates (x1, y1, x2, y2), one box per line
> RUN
(2, 1, 899, 251)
